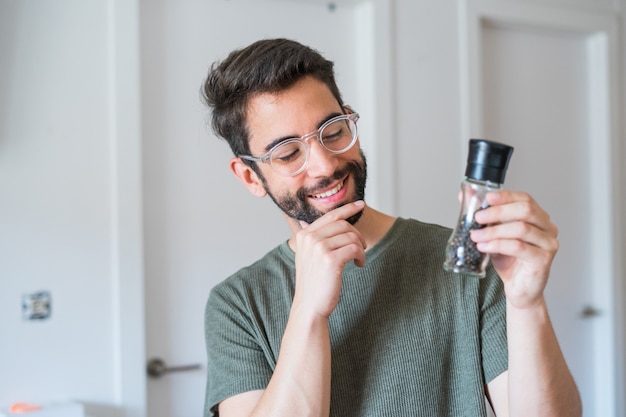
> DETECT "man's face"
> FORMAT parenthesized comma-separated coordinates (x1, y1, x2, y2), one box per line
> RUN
(245, 76, 367, 225)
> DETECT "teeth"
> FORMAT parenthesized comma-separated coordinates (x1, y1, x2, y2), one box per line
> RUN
(312, 180, 344, 199)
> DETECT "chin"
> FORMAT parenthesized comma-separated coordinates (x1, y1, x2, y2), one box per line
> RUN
(346, 207, 364, 225)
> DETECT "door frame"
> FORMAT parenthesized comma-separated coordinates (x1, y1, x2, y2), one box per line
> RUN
(458, 0, 625, 415)
(109, 0, 147, 416)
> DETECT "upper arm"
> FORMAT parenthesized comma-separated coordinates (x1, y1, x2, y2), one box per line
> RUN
(486, 370, 509, 417)
(216, 390, 264, 417)
(205, 287, 273, 416)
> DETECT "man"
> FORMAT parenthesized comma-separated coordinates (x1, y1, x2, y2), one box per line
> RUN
(201, 38, 581, 417)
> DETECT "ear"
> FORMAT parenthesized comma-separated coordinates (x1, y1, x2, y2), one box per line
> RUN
(229, 157, 267, 198)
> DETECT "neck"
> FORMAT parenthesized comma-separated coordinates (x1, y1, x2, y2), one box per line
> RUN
(286, 204, 396, 251)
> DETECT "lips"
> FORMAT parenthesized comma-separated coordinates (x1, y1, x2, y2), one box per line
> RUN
(311, 179, 345, 199)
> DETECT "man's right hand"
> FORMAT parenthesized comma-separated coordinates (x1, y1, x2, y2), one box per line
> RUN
(292, 200, 367, 318)
(219, 201, 367, 417)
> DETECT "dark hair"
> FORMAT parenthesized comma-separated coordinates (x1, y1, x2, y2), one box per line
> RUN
(201, 38, 344, 160)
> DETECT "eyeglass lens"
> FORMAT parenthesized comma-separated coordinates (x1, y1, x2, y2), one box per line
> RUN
(270, 118, 357, 175)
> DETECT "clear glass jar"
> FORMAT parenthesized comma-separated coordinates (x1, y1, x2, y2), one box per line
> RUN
(443, 178, 501, 277)
(443, 139, 514, 278)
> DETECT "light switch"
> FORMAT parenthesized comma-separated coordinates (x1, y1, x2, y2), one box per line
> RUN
(22, 291, 52, 320)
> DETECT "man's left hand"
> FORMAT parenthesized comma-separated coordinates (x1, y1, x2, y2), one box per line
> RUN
(470, 190, 559, 309)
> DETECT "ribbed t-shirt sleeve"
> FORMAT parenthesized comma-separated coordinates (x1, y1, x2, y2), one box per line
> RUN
(203, 282, 272, 416)
(479, 266, 509, 384)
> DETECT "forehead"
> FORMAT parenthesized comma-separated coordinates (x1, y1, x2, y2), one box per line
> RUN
(246, 77, 342, 151)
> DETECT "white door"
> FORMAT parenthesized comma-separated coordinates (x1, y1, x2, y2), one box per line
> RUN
(483, 25, 598, 415)
(460, 2, 621, 415)
(140, 1, 370, 416)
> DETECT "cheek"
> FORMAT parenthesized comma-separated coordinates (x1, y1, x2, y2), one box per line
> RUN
(263, 174, 303, 196)
(347, 147, 366, 165)
(334, 145, 361, 162)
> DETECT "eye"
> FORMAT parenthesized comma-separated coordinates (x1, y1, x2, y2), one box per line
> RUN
(321, 121, 346, 143)
(272, 142, 303, 163)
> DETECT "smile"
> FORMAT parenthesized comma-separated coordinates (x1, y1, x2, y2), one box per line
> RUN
(311, 180, 344, 199)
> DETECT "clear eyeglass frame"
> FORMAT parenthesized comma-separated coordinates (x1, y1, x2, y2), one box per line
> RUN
(239, 110, 360, 177)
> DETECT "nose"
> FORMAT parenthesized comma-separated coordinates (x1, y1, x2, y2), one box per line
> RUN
(304, 135, 338, 177)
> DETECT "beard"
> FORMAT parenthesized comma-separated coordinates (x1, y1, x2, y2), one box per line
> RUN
(261, 150, 367, 226)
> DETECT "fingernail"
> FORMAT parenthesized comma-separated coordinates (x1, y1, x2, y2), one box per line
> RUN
(354, 200, 365, 207)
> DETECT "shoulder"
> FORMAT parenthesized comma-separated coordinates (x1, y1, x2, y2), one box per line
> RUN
(391, 217, 453, 248)
(213, 242, 293, 291)
(205, 242, 295, 318)
(399, 217, 451, 234)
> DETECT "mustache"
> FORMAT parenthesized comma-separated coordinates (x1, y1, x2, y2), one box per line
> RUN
(296, 163, 357, 201)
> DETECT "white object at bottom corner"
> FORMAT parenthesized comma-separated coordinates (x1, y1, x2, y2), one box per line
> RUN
(1, 402, 84, 417)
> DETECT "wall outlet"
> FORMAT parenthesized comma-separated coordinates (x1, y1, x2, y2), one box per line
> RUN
(22, 291, 51, 320)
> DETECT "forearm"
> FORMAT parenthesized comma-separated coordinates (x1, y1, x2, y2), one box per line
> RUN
(506, 297, 582, 416)
(241, 201, 367, 417)
(251, 305, 331, 417)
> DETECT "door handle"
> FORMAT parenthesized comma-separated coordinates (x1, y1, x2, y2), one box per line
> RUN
(146, 357, 202, 378)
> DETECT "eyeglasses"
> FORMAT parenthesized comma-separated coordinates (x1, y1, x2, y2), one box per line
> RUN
(239, 111, 360, 177)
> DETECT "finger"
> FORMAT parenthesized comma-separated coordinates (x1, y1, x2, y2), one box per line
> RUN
(471, 221, 559, 253)
(345, 244, 366, 268)
(300, 201, 367, 248)
(297, 229, 367, 273)
(475, 238, 555, 272)
(306, 200, 365, 230)
(299, 218, 368, 251)
(314, 233, 367, 267)
(475, 192, 557, 235)
(315, 231, 366, 253)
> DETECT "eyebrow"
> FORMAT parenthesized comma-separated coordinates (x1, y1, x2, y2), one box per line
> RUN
(262, 111, 344, 153)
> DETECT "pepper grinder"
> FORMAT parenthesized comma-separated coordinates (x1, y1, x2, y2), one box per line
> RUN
(443, 139, 514, 277)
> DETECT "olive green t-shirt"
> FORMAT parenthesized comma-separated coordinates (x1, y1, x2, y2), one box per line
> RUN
(204, 218, 508, 416)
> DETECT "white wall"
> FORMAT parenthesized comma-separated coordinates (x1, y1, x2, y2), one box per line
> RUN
(0, 0, 118, 409)
(0, 0, 624, 415)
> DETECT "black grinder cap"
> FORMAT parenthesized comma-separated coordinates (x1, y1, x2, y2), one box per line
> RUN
(465, 139, 514, 184)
